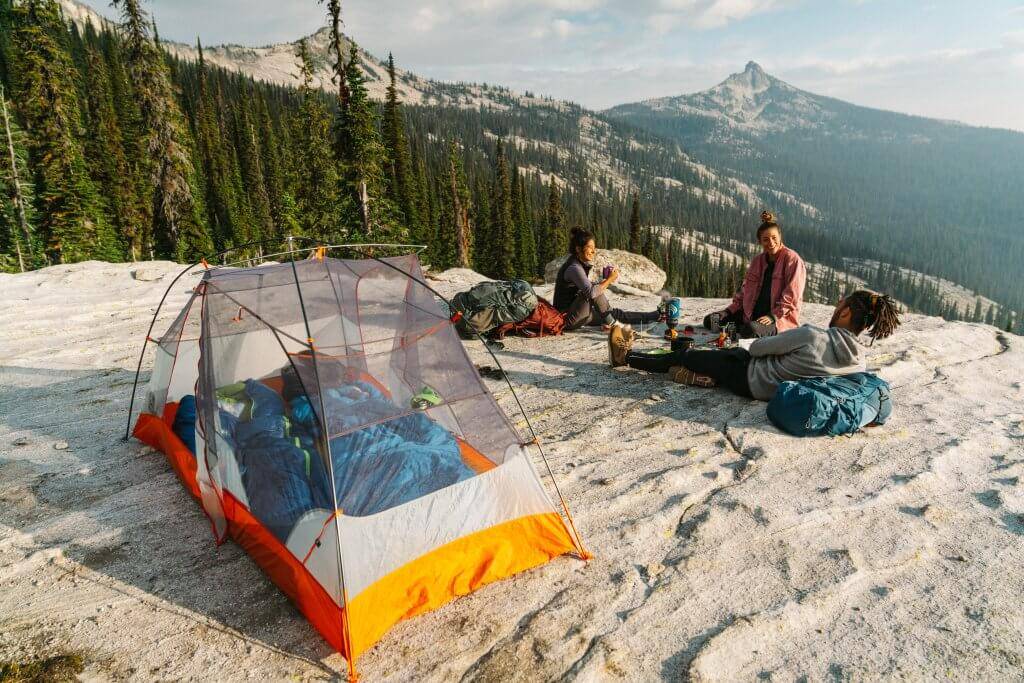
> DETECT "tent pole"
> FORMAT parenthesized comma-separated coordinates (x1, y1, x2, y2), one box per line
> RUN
(333, 246, 591, 560)
(122, 237, 323, 442)
(284, 237, 359, 677)
(123, 262, 201, 441)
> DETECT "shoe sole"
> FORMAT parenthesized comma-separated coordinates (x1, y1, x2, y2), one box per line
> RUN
(672, 367, 716, 387)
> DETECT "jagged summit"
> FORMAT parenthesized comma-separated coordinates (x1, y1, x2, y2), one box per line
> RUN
(740, 60, 769, 85)
(617, 61, 827, 132)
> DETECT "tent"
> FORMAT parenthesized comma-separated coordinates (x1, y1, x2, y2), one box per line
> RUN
(129, 249, 588, 679)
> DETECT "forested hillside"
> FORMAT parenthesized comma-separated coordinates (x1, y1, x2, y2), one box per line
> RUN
(0, 0, 792, 294)
(0, 0, 1019, 333)
(608, 62, 1024, 327)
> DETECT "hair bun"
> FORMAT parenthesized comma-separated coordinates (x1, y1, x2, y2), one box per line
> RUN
(760, 210, 775, 224)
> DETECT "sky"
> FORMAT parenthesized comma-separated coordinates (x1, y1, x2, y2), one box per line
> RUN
(86, 0, 1024, 131)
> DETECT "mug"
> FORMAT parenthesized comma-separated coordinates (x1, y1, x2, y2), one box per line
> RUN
(671, 336, 695, 352)
(602, 265, 615, 279)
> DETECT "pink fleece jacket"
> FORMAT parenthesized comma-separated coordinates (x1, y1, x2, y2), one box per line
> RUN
(725, 246, 807, 332)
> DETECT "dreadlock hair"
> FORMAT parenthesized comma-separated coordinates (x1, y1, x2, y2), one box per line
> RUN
(756, 210, 780, 238)
(846, 290, 901, 341)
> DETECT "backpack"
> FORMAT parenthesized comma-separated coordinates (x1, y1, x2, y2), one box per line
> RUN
(449, 279, 538, 338)
(491, 297, 565, 339)
(766, 373, 892, 438)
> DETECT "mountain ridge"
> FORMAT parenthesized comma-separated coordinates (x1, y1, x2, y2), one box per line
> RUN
(607, 63, 1024, 317)
(52, 0, 1024, 319)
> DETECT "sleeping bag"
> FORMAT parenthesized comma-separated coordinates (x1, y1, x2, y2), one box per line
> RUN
(219, 380, 331, 542)
(171, 394, 197, 454)
(290, 381, 475, 516)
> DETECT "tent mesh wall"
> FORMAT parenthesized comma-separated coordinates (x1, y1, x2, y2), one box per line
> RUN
(134, 253, 581, 674)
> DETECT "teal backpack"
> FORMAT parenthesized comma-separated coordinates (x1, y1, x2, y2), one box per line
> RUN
(449, 280, 538, 338)
(766, 373, 892, 437)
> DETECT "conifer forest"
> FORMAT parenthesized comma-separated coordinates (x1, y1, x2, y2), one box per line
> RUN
(0, 0, 1019, 333)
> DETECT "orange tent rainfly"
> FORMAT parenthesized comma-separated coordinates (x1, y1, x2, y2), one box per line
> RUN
(127, 246, 587, 680)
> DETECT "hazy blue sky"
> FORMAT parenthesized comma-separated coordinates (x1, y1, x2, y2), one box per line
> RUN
(86, 0, 1024, 131)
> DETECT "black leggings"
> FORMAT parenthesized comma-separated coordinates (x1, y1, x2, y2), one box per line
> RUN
(563, 293, 660, 331)
(625, 347, 754, 398)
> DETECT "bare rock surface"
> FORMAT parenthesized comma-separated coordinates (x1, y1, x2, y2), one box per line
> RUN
(545, 249, 667, 293)
(1, 262, 1023, 680)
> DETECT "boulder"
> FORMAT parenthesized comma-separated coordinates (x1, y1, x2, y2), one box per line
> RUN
(130, 266, 167, 282)
(544, 249, 666, 293)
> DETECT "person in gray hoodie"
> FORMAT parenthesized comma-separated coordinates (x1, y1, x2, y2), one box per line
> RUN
(610, 290, 901, 400)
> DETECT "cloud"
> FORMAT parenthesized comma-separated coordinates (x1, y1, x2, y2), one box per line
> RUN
(77, 0, 1023, 131)
(552, 18, 577, 38)
(650, 0, 796, 29)
(413, 7, 440, 33)
(1003, 30, 1024, 49)
(778, 44, 1024, 130)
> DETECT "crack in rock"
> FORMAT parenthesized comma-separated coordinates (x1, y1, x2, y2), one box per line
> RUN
(458, 587, 571, 683)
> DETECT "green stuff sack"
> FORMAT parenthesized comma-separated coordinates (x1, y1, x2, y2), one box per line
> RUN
(450, 279, 538, 338)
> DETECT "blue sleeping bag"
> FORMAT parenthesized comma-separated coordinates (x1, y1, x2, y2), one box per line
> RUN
(222, 380, 331, 542)
(171, 395, 197, 454)
(291, 381, 474, 516)
(218, 378, 474, 542)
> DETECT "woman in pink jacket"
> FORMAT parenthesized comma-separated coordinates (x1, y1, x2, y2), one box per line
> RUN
(705, 211, 806, 338)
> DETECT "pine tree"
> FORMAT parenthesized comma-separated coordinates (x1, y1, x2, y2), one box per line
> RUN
(540, 179, 564, 274)
(0, 83, 37, 271)
(8, 0, 118, 263)
(472, 176, 491, 274)
(193, 39, 245, 251)
(487, 140, 516, 279)
(629, 192, 641, 253)
(434, 142, 470, 270)
(339, 43, 399, 240)
(642, 228, 655, 260)
(321, 0, 350, 110)
(82, 43, 141, 259)
(235, 95, 274, 249)
(112, 0, 210, 260)
(288, 39, 339, 240)
(510, 168, 536, 278)
(254, 92, 288, 238)
(382, 53, 420, 241)
(411, 143, 432, 251)
(97, 22, 149, 255)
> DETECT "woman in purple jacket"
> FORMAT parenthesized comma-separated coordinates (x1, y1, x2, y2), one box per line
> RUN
(705, 211, 807, 338)
(553, 228, 661, 331)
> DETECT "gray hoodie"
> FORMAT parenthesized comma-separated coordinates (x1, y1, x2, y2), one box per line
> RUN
(746, 325, 866, 400)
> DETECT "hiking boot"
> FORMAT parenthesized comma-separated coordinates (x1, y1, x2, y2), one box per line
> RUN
(608, 325, 635, 367)
(670, 366, 716, 387)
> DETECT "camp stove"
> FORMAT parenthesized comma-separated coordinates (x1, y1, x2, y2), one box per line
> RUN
(660, 297, 682, 340)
